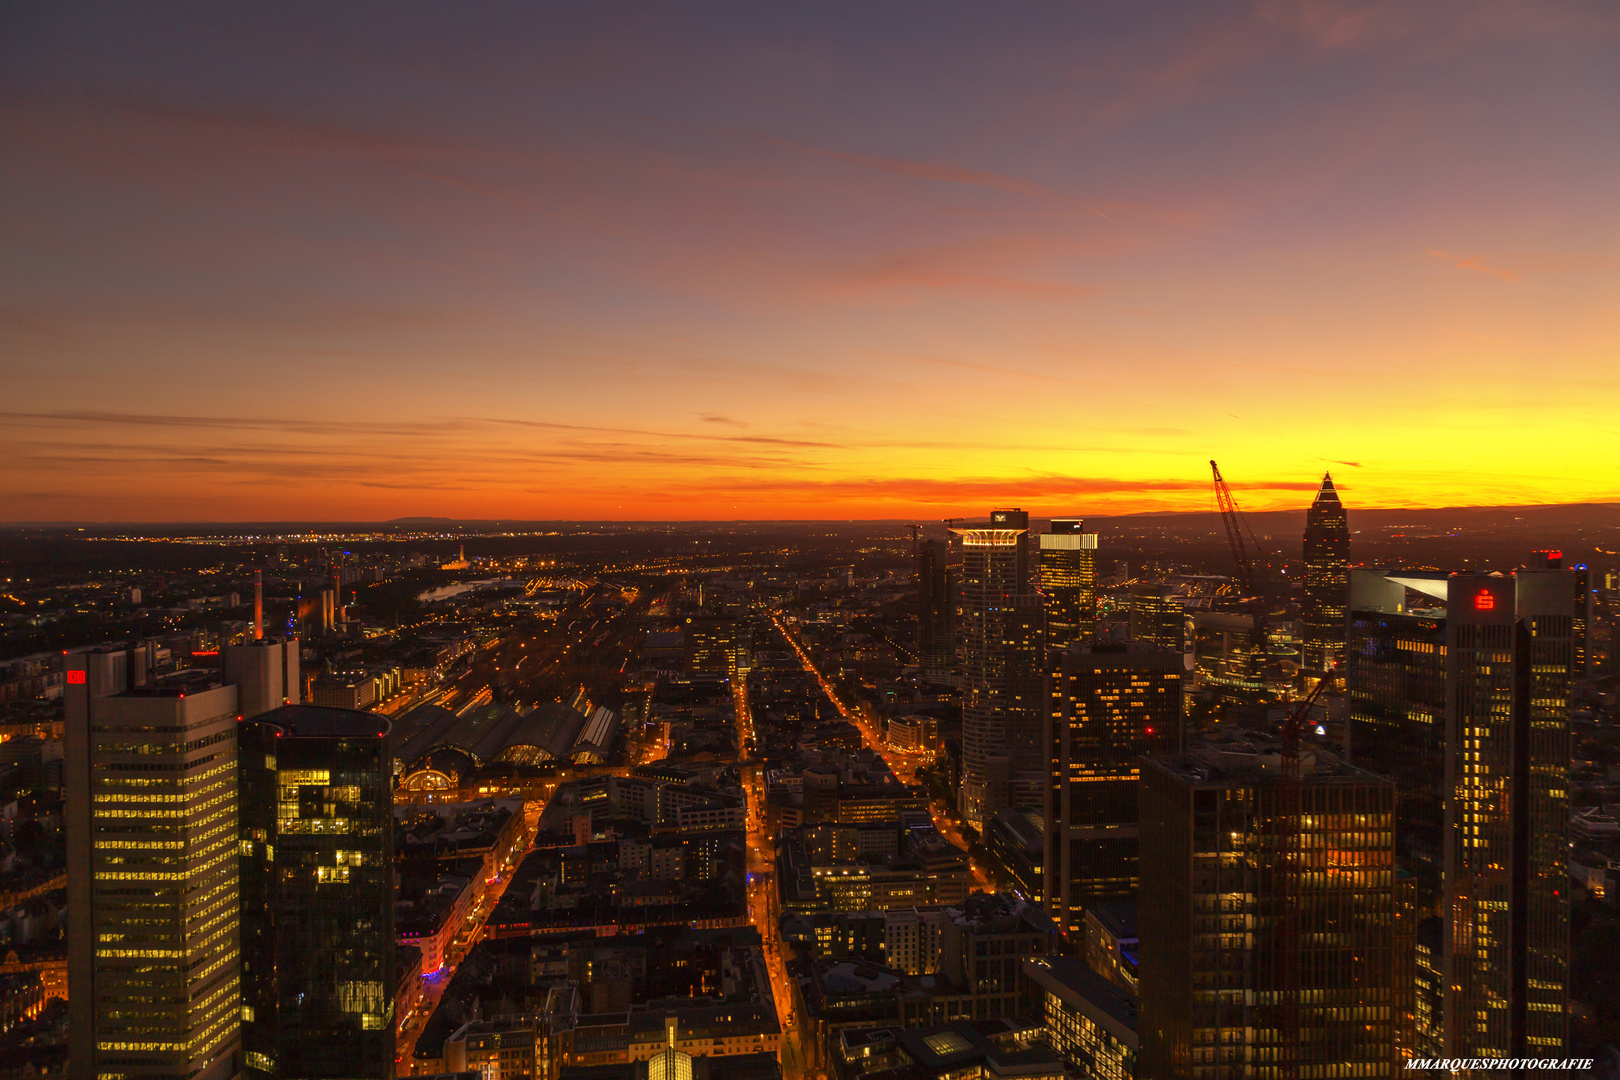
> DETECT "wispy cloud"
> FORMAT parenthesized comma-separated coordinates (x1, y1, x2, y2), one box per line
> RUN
(1426, 248, 1518, 282)
(0, 411, 841, 449)
(757, 133, 1053, 199)
(882, 353, 1078, 384)
(664, 474, 1321, 503)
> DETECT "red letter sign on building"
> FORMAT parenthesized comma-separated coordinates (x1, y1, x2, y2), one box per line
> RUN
(66, 669, 87, 684)
(1474, 591, 1495, 611)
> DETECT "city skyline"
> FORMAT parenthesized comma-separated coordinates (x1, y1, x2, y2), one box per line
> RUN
(7, 6, 1617, 1077)
(5, 4, 1620, 521)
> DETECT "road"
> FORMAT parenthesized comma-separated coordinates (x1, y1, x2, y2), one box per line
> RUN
(767, 611, 932, 782)
(735, 670, 811, 1080)
(395, 802, 541, 1073)
(769, 611, 989, 894)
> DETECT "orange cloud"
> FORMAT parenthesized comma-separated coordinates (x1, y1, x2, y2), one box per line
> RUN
(1426, 248, 1519, 281)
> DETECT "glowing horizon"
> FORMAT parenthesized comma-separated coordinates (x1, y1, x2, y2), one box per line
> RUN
(3, 4, 1618, 522)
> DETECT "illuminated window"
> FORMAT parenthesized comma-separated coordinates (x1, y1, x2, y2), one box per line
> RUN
(279, 769, 330, 785)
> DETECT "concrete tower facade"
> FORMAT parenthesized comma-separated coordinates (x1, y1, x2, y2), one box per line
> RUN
(66, 658, 243, 1080)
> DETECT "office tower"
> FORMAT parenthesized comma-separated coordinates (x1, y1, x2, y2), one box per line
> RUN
(1138, 752, 1397, 1078)
(222, 636, 300, 719)
(1128, 584, 1183, 650)
(1346, 569, 1449, 894)
(1002, 594, 1047, 808)
(985, 807, 1044, 900)
(955, 509, 1043, 831)
(916, 538, 956, 671)
(240, 705, 395, 1080)
(1039, 518, 1099, 650)
(66, 655, 242, 1080)
(1044, 645, 1181, 940)
(684, 614, 736, 676)
(1024, 955, 1139, 1080)
(1190, 611, 1260, 694)
(1532, 549, 1593, 677)
(1413, 916, 1445, 1058)
(1302, 474, 1350, 676)
(1443, 571, 1571, 1061)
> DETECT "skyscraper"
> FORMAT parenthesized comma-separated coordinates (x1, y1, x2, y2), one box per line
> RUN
(955, 508, 1043, 831)
(1443, 571, 1570, 1062)
(67, 655, 243, 1080)
(1347, 569, 1449, 895)
(1532, 548, 1594, 677)
(240, 705, 396, 1080)
(684, 614, 737, 676)
(1127, 584, 1184, 651)
(1039, 518, 1098, 650)
(1138, 750, 1397, 1078)
(916, 538, 956, 672)
(1302, 474, 1350, 676)
(1043, 644, 1181, 939)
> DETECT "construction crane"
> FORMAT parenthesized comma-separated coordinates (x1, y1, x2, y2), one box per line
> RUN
(1209, 459, 1265, 598)
(1273, 665, 1333, 1079)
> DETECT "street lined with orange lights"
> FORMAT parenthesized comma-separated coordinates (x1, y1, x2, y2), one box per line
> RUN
(734, 670, 811, 1080)
(769, 610, 990, 893)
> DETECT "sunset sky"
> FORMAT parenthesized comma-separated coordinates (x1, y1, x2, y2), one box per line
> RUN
(3, 3, 1618, 522)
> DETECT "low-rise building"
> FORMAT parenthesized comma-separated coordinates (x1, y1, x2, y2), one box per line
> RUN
(1023, 957, 1137, 1080)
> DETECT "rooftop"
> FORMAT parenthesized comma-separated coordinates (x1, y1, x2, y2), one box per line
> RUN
(249, 704, 391, 740)
(1021, 956, 1137, 1043)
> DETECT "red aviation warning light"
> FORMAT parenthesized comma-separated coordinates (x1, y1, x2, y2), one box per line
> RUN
(1474, 591, 1496, 611)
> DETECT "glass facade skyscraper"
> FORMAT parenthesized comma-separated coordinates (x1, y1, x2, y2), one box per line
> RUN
(1038, 518, 1098, 651)
(239, 705, 396, 1080)
(1127, 584, 1184, 651)
(915, 538, 956, 672)
(1043, 645, 1181, 940)
(1347, 570, 1449, 897)
(955, 508, 1043, 831)
(1442, 572, 1570, 1062)
(1138, 752, 1397, 1078)
(1302, 474, 1350, 676)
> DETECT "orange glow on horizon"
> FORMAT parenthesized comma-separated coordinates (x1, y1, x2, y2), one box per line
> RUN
(3, 7, 1617, 522)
